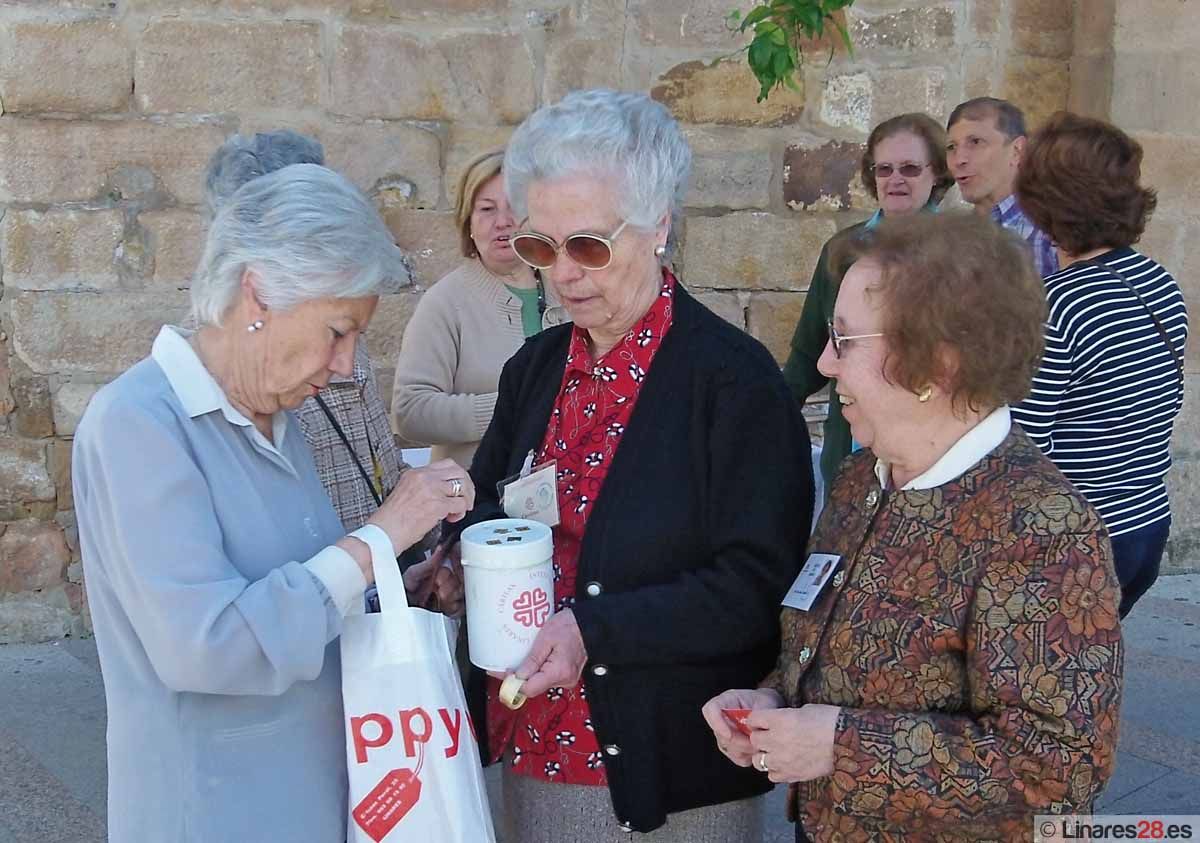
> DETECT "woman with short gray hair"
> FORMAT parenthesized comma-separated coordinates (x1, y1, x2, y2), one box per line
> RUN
(447, 89, 815, 840)
(73, 163, 476, 842)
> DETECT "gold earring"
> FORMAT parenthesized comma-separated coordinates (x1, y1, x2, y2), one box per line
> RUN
(917, 385, 933, 403)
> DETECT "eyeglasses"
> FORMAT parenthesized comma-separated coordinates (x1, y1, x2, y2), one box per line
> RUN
(871, 162, 929, 179)
(827, 319, 884, 358)
(510, 221, 629, 271)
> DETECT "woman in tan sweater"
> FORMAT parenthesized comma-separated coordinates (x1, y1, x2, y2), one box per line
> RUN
(392, 151, 568, 467)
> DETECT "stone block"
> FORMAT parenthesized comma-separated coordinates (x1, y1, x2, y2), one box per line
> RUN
(325, 123, 442, 209)
(818, 72, 872, 135)
(1013, 0, 1073, 33)
(544, 36, 623, 103)
(0, 341, 12, 418)
(630, 0, 757, 49)
(140, 209, 205, 287)
(682, 212, 837, 291)
(1, 209, 123, 292)
(0, 118, 226, 204)
(382, 209, 462, 290)
(50, 440, 72, 511)
(445, 125, 514, 208)
(11, 374, 53, 439)
(973, 0, 1002, 36)
(683, 126, 773, 210)
(0, 19, 129, 113)
(1165, 379, 1200, 569)
(963, 45, 1000, 101)
(1114, 0, 1200, 53)
(1074, 0, 1116, 56)
(1067, 54, 1114, 119)
(0, 437, 55, 515)
(1003, 56, 1069, 130)
(52, 382, 102, 439)
(1132, 134, 1200, 222)
(127, 0, 351, 11)
(364, 291, 421, 370)
(331, 27, 535, 123)
(135, 20, 321, 114)
(350, 0, 511, 18)
(689, 289, 745, 329)
(0, 520, 69, 594)
(871, 66, 947, 127)
(10, 291, 190, 375)
(1111, 50, 1200, 135)
(747, 291, 807, 364)
(1014, 26, 1073, 60)
(848, 5, 956, 53)
(0, 587, 83, 644)
(652, 57, 806, 127)
(784, 139, 865, 212)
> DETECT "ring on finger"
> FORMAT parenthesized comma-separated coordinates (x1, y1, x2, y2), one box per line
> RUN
(448, 478, 464, 498)
(755, 751, 770, 773)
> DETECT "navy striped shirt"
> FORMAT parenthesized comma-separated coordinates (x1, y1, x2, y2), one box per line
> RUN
(1012, 248, 1189, 537)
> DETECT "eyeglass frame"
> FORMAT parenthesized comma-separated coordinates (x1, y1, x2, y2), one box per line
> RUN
(510, 220, 629, 271)
(826, 319, 884, 358)
(870, 161, 930, 179)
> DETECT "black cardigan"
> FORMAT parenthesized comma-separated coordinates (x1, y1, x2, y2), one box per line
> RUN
(458, 285, 815, 832)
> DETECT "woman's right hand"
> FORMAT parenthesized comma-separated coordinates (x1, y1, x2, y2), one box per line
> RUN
(367, 459, 475, 554)
(701, 688, 785, 768)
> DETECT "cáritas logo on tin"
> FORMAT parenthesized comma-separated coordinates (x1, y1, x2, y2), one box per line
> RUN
(511, 588, 550, 628)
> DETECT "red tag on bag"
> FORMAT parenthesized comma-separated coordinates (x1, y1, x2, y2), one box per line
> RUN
(352, 767, 423, 842)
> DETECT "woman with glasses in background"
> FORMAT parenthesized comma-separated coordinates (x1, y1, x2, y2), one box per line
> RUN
(392, 150, 568, 469)
(442, 89, 815, 841)
(783, 113, 954, 494)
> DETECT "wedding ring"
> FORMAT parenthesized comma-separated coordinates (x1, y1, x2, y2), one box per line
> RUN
(448, 478, 464, 498)
(499, 675, 527, 710)
(755, 751, 770, 773)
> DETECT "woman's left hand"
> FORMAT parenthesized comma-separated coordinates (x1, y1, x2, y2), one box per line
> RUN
(746, 704, 841, 784)
(403, 542, 465, 616)
(507, 609, 588, 698)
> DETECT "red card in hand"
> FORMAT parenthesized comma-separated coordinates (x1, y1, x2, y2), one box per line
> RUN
(722, 708, 753, 736)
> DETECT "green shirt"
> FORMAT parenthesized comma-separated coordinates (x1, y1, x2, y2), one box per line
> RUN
(506, 284, 543, 337)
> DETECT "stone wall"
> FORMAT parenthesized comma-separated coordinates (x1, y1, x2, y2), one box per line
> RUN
(0, 0, 1081, 642)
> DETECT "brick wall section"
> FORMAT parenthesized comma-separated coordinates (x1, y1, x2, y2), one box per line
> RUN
(0, 0, 1095, 642)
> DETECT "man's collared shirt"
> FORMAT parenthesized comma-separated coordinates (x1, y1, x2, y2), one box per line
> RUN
(991, 194, 1058, 278)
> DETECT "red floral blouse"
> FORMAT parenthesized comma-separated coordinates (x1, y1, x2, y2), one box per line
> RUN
(485, 270, 677, 785)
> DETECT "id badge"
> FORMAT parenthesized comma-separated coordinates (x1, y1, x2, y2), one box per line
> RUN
(781, 553, 841, 611)
(500, 460, 560, 527)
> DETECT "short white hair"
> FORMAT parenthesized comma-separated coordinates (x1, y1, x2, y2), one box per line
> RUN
(202, 130, 325, 221)
(504, 89, 692, 231)
(191, 164, 410, 326)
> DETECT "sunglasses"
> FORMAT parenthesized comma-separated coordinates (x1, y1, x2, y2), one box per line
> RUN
(510, 221, 629, 271)
(871, 162, 929, 179)
(827, 319, 884, 358)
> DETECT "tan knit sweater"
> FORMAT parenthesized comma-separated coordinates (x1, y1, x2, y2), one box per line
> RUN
(391, 260, 568, 468)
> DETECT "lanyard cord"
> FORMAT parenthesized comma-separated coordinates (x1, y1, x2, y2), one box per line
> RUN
(313, 394, 383, 508)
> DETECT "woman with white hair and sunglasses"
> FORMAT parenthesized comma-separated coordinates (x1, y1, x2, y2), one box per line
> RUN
(444, 89, 815, 840)
(72, 164, 475, 842)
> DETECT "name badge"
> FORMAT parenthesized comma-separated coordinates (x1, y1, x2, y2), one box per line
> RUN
(781, 553, 841, 612)
(501, 460, 560, 527)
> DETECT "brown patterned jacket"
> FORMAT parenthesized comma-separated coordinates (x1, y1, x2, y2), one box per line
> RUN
(763, 429, 1123, 842)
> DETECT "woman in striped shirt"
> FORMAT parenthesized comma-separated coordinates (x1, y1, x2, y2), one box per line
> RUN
(1012, 112, 1189, 617)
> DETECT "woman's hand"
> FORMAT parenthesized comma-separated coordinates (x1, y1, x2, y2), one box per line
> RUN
(404, 542, 465, 616)
(701, 688, 785, 768)
(368, 459, 475, 553)
(745, 703, 841, 784)
(505, 609, 588, 698)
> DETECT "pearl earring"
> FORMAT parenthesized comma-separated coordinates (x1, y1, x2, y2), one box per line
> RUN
(247, 320, 264, 333)
(654, 245, 667, 258)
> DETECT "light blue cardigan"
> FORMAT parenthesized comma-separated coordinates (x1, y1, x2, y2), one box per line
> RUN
(73, 329, 360, 842)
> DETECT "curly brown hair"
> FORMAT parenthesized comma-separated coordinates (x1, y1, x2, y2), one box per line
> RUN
(1016, 112, 1157, 255)
(861, 113, 955, 205)
(839, 212, 1047, 414)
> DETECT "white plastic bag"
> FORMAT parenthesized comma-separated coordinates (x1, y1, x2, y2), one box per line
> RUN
(341, 547, 496, 843)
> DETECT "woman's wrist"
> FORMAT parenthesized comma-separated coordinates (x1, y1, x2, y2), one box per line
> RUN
(335, 536, 373, 584)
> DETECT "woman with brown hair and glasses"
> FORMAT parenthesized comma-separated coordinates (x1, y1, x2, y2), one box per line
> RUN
(443, 89, 815, 841)
(706, 212, 1122, 843)
(783, 113, 955, 494)
(392, 150, 568, 469)
(1012, 112, 1189, 618)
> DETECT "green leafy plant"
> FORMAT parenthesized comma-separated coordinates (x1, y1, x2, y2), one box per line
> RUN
(728, 0, 856, 102)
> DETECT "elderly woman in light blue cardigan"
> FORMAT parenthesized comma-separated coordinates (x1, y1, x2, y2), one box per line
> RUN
(73, 164, 476, 842)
